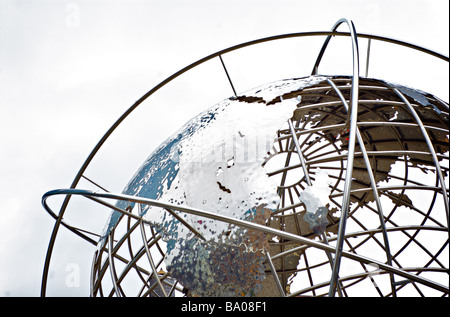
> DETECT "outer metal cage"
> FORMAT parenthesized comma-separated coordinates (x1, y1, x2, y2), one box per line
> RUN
(41, 19, 449, 297)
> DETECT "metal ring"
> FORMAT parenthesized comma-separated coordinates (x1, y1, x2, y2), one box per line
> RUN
(40, 20, 449, 296)
(41, 188, 450, 294)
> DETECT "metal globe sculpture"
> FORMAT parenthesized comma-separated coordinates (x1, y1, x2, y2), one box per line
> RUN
(42, 19, 449, 297)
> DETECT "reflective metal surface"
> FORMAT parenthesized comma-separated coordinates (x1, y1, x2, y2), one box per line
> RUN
(42, 19, 449, 297)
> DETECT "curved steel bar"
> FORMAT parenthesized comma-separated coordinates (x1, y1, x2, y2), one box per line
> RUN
(311, 18, 361, 297)
(99, 231, 162, 296)
(306, 150, 448, 166)
(267, 152, 449, 182)
(326, 78, 397, 295)
(287, 117, 345, 295)
(138, 210, 167, 297)
(41, 188, 450, 294)
(107, 232, 124, 297)
(90, 250, 100, 295)
(277, 121, 449, 143)
(365, 38, 372, 77)
(289, 266, 449, 297)
(41, 26, 449, 296)
(265, 251, 286, 297)
(392, 88, 450, 222)
(271, 225, 448, 262)
(311, 18, 360, 77)
(288, 118, 312, 186)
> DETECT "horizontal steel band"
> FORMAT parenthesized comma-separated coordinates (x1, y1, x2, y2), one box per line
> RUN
(42, 188, 449, 293)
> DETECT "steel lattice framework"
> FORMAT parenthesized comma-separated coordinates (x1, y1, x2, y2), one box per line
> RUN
(42, 19, 449, 297)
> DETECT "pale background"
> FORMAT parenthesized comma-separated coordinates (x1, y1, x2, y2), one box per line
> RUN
(0, 0, 448, 296)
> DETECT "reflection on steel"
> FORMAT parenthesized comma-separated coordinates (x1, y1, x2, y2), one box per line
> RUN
(311, 18, 362, 296)
(42, 19, 449, 297)
(326, 77, 396, 296)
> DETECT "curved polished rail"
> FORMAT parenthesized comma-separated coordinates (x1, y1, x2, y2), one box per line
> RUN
(41, 188, 450, 294)
(310, 18, 361, 296)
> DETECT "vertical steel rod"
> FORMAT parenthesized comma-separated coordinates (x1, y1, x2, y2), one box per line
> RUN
(266, 251, 286, 297)
(108, 233, 123, 297)
(41, 29, 449, 297)
(318, 18, 360, 297)
(287, 115, 345, 296)
(138, 204, 168, 297)
(393, 88, 450, 229)
(287, 118, 312, 186)
(219, 55, 237, 96)
(327, 78, 397, 296)
(365, 38, 371, 78)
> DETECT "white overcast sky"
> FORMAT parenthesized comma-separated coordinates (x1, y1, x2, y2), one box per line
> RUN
(0, 0, 448, 297)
